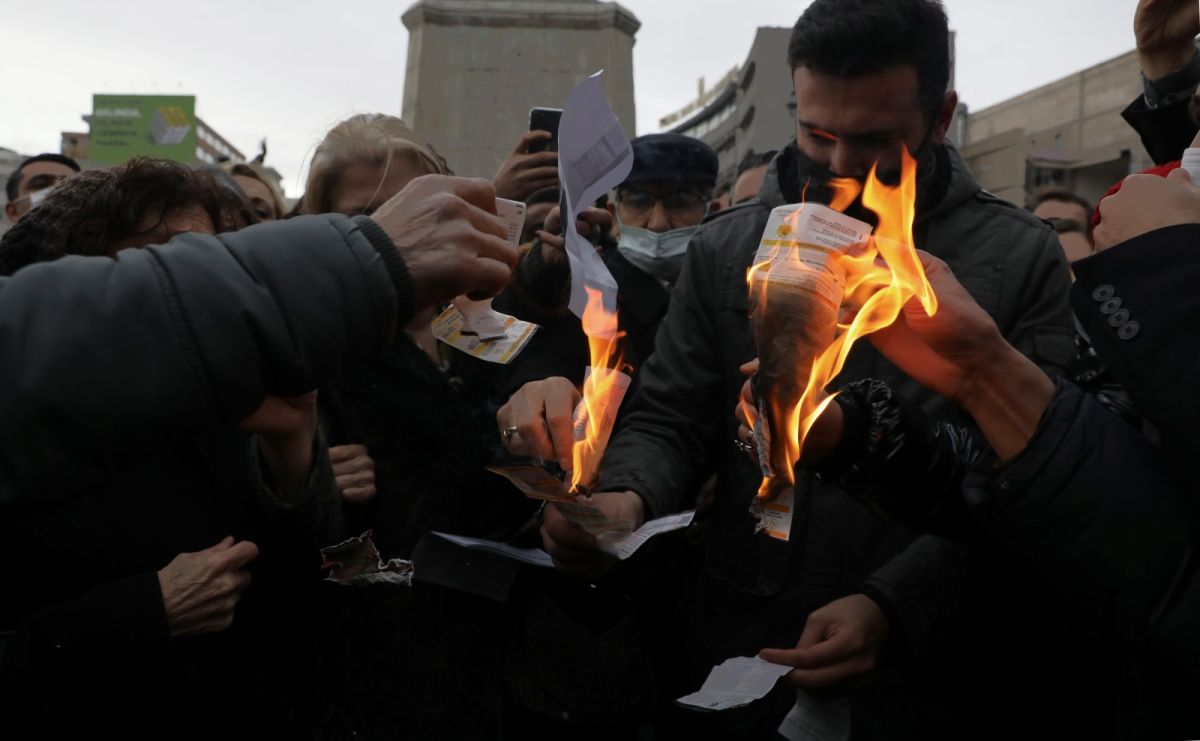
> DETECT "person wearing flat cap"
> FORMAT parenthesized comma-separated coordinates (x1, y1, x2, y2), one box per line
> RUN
(487, 133, 718, 737)
(494, 132, 720, 471)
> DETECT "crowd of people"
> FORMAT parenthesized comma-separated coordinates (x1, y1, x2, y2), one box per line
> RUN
(2, 0, 1199, 738)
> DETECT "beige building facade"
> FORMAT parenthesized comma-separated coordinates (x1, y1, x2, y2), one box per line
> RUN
(401, 0, 639, 179)
(961, 50, 1149, 207)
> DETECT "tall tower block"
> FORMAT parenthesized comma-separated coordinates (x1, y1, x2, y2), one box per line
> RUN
(401, 0, 640, 178)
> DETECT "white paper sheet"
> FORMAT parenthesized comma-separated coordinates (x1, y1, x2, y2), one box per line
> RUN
(676, 656, 793, 712)
(430, 532, 554, 569)
(1182, 147, 1200, 184)
(557, 71, 634, 321)
(450, 198, 528, 341)
(599, 509, 695, 560)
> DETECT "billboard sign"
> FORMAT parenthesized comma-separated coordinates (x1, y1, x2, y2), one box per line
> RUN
(89, 94, 198, 165)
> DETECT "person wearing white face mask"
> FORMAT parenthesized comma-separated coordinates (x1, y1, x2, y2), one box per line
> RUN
(493, 132, 718, 469)
(486, 133, 717, 738)
(3, 153, 80, 224)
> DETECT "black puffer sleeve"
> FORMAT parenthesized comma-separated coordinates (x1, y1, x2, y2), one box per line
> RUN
(0, 214, 405, 506)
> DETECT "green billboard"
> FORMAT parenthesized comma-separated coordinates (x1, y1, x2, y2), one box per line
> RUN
(89, 94, 198, 165)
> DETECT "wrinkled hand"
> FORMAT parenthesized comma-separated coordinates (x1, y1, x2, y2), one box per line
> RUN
(734, 358, 845, 467)
(330, 444, 376, 503)
(760, 594, 889, 689)
(536, 206, 613, 265)
(240, 392, 319, 496)
(735, 359, 760, 464)
(370, 174, 518, 307)
(158, 537, 259, 637)
(1095, 167, 1200, 251)
(1135, 0, 1200, 79)
(496, 377, 581, 470)
(868, 252, 1005, 405)
(492, 131, 560, 201)
(541, 490, 645, 581)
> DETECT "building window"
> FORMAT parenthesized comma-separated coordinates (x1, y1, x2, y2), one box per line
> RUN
(740, 61, 756, 91)
(739, 105, 756, 130)
(682, 101, 735, 139)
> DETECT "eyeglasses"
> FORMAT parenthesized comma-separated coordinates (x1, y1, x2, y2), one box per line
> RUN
(618, 190, 708, 220)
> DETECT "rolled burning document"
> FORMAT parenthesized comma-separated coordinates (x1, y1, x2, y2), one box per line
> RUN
(749, 203, 872, 501)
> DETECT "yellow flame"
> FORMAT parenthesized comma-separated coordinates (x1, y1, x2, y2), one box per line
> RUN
(751, 149, 936, 499)
(570, 286, 629, 491)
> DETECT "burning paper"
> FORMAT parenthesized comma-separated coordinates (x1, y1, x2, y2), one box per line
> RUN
(319, 530, 414, 587)
(569, 291, 632, 493)
(747, 151, 938, 523)
(748, 203, 872, 501)
(486, 465, 693, 560)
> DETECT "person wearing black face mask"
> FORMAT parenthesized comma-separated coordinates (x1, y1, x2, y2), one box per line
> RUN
(541, 1, 1086, 738)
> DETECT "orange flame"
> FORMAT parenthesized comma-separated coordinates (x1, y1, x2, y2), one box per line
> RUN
(570, 286, 630, 493)
(749, 149, 937, 499)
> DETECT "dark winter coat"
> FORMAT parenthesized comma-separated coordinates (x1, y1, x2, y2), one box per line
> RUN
(595, 142, 1079, 739)
(0, 214, 412, 736)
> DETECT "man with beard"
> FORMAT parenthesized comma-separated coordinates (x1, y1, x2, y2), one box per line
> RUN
(540, 1, 1084, 738)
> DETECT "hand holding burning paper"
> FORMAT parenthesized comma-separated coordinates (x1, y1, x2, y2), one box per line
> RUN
(748, 151, 938, 516)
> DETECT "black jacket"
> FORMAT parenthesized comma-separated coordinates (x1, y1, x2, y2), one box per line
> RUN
(0, 214, 408, 508)
(0, 214, 411, 736)
(1072, 224, 1200, 459)
(595, 143, 1077, 738)
(811, 226, 1200, 737)
(494, 241, 670, 398)
(491, 244, 679, 729)
(0, 429, 345, 737)
(1120, 53, 1200, 166)
(822, 375, 1200, 738)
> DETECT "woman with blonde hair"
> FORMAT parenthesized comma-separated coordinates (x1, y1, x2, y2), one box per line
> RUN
(300, 113, 450, 217)
(296, 114, 529, 739)
(222, 162, 287, 222)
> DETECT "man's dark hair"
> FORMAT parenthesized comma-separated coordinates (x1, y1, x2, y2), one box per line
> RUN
(5, 153, 82, 201)
(0, 157, 257, 275)
(737, 149, 777, 177)
(1026, 186, 1091, 216)
(787, 0, 951, 115)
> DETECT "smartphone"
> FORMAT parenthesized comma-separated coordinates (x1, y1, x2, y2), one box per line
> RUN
(528, 107, 563, 153)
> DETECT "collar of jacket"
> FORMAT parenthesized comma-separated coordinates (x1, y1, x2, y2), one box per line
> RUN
(757, 140, 981, 227)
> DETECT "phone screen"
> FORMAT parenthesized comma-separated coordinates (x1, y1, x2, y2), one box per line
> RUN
(528, 107, 562, 153)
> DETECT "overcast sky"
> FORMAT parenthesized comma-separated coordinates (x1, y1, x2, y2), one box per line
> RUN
(5, 0, 1138, 196)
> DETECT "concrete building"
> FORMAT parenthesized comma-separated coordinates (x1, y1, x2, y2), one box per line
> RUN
(660, 29, 965, 188)
(961, 50, 1149, 207)
(660, 27, 795, 185)
(400, 0, 639, 179)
